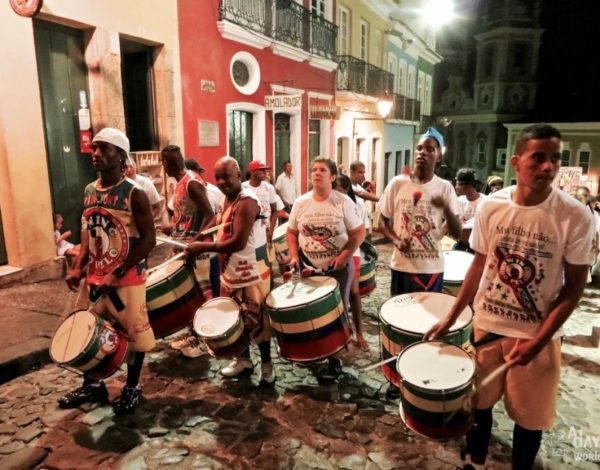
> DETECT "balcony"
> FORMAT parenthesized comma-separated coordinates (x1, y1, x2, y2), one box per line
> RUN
(391, 93, 421, 122)
(219, 0, 337, 61)
(336, 55, 394, 98)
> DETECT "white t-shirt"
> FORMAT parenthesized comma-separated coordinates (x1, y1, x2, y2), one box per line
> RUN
(242, 180, 278, 229)
(205, 182, 224, 215)
(354, 197, 370, 257)
(289, 190, 363, 270)
(458, 193, 486, 230)
(130, 174, 161, 206)
(378, 174, 461, 273)
(55, 230, 74, 256)
(275, 172, 298, 206)
(470, 186, 596, 339)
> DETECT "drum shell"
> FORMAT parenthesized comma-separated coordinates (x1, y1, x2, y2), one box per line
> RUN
(146, 261, 204, 338)
(193, 298, 249, 359)
(50, 310, 128, 380)
(397, 341, 475, 440)
(358, 241, 377, 297)
(266, 276, 351, 362)
(273, 223, 290, 266)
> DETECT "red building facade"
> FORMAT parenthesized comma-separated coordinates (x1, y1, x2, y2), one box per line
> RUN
(177, 0, 338, 191)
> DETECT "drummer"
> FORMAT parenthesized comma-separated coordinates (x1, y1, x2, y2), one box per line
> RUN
(427, 124, 596, 469)
(160, 146, 214, 358)
(60, 128, 156, 415)
(335, 174, 370, 351)
(377, 126, 461, 399)
(287, 157, 365, 379)
(186, 157, 275, 385)
(454, 168, 485, 253)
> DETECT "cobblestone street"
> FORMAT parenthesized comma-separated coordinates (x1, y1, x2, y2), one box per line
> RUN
(0, 243, 598, 469)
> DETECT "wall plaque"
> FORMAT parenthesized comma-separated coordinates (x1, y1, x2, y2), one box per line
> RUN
(198, 120, 219, 147)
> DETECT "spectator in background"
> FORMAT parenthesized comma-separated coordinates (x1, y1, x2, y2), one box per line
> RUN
(455, 168, 485, 252)
(53, 213, 80, 258)
(184, 159, 225, 216)
(275, 160, 298, 213)
(350, 161, 379, 203)
(484, 175, 504, 195)
(124, 160, 163, 221)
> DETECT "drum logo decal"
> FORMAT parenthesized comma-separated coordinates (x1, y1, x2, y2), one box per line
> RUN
(99, 326, 120, 354)
(200, 325, 215, 335)
(86, 207, 129, 276)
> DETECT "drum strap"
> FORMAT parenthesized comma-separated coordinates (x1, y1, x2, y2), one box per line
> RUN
(89, 286, 126, 312)
(409, 273, 440, 291)
(471, 332, 505, 348)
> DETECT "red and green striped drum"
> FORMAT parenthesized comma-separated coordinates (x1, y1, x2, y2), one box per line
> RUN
(146, 260, 204, 338)
(359, 241, 378, 297)
(379, 292, 473, 387)
(443, 250, 474, 296)
(50, 309, 128, 380)
(265, 276, 350, 362)
(193, 297, 249, 358)
(397, 341, 475, 439)
(272, 222, 290, 267)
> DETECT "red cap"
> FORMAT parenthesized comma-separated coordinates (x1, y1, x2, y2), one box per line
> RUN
(248, 160, 272, 172)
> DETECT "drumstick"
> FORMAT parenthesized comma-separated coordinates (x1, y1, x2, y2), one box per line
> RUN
(147, 252, 186, 275)
(198, 222, 231, 237)
(361, 355, 397, 372)
(156, 236, 188, 249)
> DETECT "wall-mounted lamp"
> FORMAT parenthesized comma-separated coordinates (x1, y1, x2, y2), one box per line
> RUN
(377, 98, 394, 120)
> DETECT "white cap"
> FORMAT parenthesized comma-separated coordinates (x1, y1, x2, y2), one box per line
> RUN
(92, 128, 133, 165)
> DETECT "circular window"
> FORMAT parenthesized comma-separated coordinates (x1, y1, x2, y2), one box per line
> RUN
(230, 52, 260, 95)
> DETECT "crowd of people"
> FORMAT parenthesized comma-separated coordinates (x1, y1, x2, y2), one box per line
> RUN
(53, 123, 598, 470)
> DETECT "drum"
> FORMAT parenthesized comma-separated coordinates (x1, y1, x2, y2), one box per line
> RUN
(443, 251, 474, 296)
(193, 297, 249, 358)
(50, 310, 128, 380)
(397, 341, 475, 439)
(265, 276, 350, 362)
(146, 259, 204, 338)
(359, 241, 378, 297)
(379, 292, 473, 387)
(440, 236, 456, 252)
(272, 222, 290, 267)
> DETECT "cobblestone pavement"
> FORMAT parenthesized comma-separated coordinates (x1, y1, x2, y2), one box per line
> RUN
(0, 243, 598, 469)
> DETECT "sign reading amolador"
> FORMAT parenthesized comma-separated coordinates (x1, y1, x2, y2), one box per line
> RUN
(264, 94, 302, 111)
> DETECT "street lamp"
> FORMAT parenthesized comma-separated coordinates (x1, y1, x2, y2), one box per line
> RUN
(420, 0, 456, 28)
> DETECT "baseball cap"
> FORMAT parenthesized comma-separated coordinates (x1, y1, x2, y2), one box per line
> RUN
(248, 160, 272, 172)
(92, 128, 133, 165)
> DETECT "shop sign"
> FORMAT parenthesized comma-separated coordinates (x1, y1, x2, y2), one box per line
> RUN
(309, 105, 339, 120)
(264, 94, 302, 111)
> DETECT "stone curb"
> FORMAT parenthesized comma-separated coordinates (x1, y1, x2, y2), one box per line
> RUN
(0, 338, 51, 386)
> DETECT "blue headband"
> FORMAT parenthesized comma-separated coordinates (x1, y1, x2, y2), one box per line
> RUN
(422, 127, 444, 148)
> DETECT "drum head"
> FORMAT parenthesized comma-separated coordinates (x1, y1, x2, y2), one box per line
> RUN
(273, 222, 289, 241)
(443, 251, 474, 283)
(147, 259, 185, 287)
(50, 310, 97, 363)
(266, 276, 338, 309)
(380, 292, 472, 334)
(397, 341, 475, 391)
(193, 297, 239, 338)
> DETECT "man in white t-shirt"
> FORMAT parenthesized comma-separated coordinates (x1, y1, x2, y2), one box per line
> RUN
(455, 168, 485, 252)
(350, 161, 379, 203)
(125, 161, 163, 220)
(243, 160, 278, 243)
(275, 160, 298, 211)
(427, 124, 596, 469)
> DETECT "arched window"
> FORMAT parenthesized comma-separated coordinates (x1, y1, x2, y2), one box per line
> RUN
(477, 135, 487, 165)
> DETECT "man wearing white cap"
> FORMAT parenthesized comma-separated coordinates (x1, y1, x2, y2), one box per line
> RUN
(61, 127, 156, 415)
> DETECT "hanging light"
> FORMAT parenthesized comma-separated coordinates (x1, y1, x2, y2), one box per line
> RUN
(377, 98, 393, 119)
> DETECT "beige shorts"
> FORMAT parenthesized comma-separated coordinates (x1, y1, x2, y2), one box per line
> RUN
(85, 283, 156, 353)
(473, 328, 561, 430)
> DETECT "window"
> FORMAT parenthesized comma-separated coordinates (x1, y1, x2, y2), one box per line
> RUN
(311, 0, 325, 17)
(417, 71, 424, 104)
(360, 20, 369, 62)
(309, 119, 321, 161)
(228, 110, 253, 171)
(496, 149, 507, 169)
(388, 54, 397, 92)
(578, 150, 591, 175)
(374, 30, 383, 67)
(477, 136, 487, 164)
(407, 65, 416, 99)
(338, 6, 349, 55)
(398, 59, 407, 95)
(424, 74, 432, 115)
(561, 149, 571, 167)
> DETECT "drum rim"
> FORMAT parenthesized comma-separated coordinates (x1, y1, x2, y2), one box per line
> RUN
(49, 309, 101, 363)
(146, 259, 187, 287)
(398, 401, 474, 441)
(265, 275, 339, 310)
(396, 340, 476, 394)
(272, 222, 289, 239)
(380, 293, 473, 335)
(193, 296, 240, 339)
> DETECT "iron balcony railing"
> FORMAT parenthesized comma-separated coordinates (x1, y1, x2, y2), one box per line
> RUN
(391, 93, 421, 122)
(336, 55, 394, 98)
(219, 0, 337, 60)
